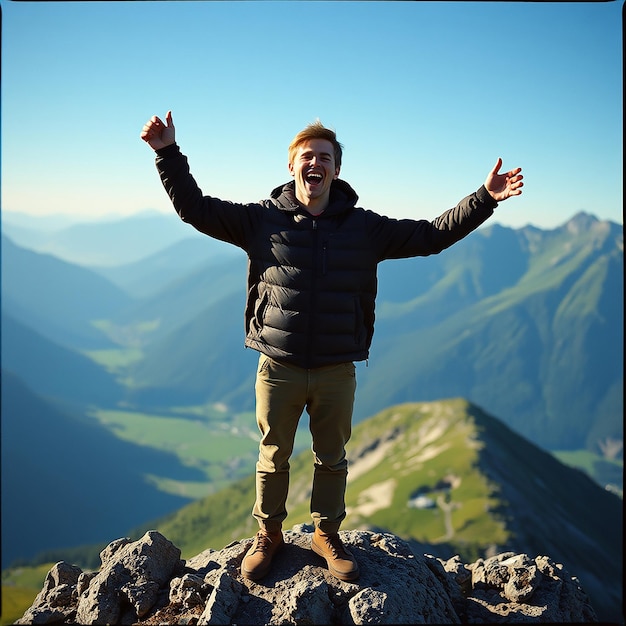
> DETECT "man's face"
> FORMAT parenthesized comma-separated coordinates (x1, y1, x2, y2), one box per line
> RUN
(288, 138, 340, 214)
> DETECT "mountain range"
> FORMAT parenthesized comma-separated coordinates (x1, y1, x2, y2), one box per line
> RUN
(1, 210, 622, 594)
(1, 209, 228, 269)
(6, 210, 618, 453)
(125, 213, 623, 456)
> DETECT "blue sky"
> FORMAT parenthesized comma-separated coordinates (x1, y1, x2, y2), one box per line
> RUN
(1, 0, 623, 229)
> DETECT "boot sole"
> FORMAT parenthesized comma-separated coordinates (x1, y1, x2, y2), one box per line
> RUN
(241, 563, 271, 581)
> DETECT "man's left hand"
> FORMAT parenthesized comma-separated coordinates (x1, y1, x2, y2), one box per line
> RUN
(485, 158, 523, 202)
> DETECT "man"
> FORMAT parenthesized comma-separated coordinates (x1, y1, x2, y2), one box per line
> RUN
(140, 111, 523, 582)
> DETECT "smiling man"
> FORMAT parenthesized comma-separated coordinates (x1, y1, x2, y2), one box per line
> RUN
(141, 112, 523, 583)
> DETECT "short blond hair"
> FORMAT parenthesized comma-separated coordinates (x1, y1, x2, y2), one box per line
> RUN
(288, 120, 343, 168)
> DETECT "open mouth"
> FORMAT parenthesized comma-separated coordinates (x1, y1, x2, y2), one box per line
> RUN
(306, 172, 323, 185)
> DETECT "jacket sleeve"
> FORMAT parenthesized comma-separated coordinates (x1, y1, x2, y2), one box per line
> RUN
(154, 143, 256, 250)
(369, 185, 497, 260)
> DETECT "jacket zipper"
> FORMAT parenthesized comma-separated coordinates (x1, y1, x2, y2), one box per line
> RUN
(306, 219, 319, 367)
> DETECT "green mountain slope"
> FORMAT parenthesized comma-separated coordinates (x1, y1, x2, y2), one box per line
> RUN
(140, 398, 622, 621)
(92, 236, 237, 298)
(1, 235, 132, 350)
(0, 371, 200, 568)
(147, 399, 621, 559)
(115, 254, 247, 344)
(1, 314, 124, 407)
(356, 213, 622, 453)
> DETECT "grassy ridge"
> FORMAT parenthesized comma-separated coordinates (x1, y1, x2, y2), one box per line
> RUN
(143, 400, 516, 559)
(142, 398, 621, 567)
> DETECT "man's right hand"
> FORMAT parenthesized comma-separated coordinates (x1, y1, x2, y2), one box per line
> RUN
(141, 110, 175, 150)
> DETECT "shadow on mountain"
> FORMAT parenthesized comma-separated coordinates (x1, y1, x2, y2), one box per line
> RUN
(1, 370, 203, 568)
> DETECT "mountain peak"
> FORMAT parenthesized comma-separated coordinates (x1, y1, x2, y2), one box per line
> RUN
(17, 528, 598, 624)
(564, 211, 601, 234)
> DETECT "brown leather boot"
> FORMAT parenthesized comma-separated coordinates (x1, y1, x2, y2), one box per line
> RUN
(241, 529, 284, 580)
(311, 528, 360, 582)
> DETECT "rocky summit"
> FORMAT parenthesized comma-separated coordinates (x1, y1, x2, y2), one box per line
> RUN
(18, 527, 598, 625)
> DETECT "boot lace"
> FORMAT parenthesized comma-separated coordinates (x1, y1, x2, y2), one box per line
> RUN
(326, 533, 349, 559)
(253, 531, 277, 554)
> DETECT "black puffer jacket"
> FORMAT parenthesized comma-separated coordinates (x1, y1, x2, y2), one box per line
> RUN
(155, 144, 497, 368)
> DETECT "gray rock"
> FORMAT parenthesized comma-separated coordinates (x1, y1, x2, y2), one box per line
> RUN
(273, 577, 332, 624)
(16, 527, 599, 625)
(348, 588, 389, 624)
(185, 547, 218, 575)
(99, 537, 132, 563)
(76, 571, 97, 597)
(74, 530, 182, 624)
(461, 552, 598, 622)
(16, 561, 83, 624)
(198, 571, 243, 625)
(169, 573, 206, 608)
(188, 528, 460, 625)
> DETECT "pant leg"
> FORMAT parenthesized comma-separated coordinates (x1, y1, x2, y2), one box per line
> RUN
(253, 353, 306, 532)
(307, 361, 357, 533)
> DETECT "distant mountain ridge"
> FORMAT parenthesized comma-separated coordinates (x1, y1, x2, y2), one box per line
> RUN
(94, 237, 239, 298)
(1, 209, 233, 268)
(1, 314, 123, 407)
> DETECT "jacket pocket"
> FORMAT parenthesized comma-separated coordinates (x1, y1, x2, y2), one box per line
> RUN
(252, 287, 270, 336)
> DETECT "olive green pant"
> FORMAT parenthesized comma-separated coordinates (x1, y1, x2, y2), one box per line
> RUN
(253, 353, 357, 534)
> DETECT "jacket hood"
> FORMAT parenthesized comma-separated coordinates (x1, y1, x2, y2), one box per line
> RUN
(269, 179, 359, 216)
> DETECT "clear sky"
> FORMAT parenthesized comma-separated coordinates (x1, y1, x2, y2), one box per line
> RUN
(1, 0, 623, 229)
